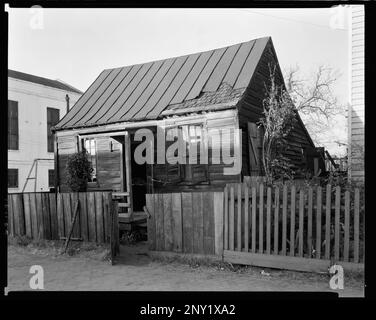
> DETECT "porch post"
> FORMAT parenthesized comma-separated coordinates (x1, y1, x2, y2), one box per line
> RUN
(124, 132, 133, 218)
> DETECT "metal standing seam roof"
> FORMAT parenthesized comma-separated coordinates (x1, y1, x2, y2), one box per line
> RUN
(8, 69, 83, 94)
(54, 36, 271, 131)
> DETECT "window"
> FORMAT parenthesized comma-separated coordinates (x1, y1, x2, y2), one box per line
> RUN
(181, 124, 208, 184)
(8, 169, 18, 188)
(48, 169, 55, 188)
(82, 138, 97, 183)
(8, 100, 18, 150)
(47, 108, 60, 152)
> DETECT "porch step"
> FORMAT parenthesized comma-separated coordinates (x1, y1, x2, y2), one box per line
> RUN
(118, 202, 130, 208)
(113, 192, 130, 197)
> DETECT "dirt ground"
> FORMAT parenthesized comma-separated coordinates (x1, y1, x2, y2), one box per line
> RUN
(7, 241, 364, 297)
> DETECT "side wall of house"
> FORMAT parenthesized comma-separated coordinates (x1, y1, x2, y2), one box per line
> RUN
(238, 39, 318, 176)
(348, 5, 364, 184)
(8, 78, 81, 193)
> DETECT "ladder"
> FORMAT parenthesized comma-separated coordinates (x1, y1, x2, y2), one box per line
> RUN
(22, 158, 51, 192)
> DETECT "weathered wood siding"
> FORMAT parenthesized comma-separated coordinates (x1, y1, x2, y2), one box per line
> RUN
(56, 133, 122, 192)
(237, 39, 317, 176)
(95, 137, 122, 191)
(7, 191, 113, 243)
(348, 5, 364, 184)
(151, 109, 241, 193)
(146, 191, 224, 256)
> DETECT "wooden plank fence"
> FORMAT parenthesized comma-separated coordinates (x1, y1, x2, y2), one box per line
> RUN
(146, 192, 224, 256)
(223, 183, 365, 272)
(7, 192, 113, 243)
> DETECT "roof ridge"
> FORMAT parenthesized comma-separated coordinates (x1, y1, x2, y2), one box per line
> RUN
(105, 36, 271, 72)
(8, 69, 82, 94)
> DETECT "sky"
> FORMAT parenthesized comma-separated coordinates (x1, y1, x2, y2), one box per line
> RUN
(7, 7, 353, 156)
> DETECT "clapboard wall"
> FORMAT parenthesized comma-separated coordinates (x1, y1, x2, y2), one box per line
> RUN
(348, 5, 364, 184)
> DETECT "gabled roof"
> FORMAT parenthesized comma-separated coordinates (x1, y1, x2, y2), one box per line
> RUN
(55, 37, 270, 131)
(8, 69, 83, 94)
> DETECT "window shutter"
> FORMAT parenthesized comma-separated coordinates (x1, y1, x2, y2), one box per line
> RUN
(248, 122, 263, 175)
(47, 108, 60, 152)
(8, 100, 18, 150)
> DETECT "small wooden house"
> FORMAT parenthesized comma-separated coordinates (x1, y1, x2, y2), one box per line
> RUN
(52, 37, 323, 217)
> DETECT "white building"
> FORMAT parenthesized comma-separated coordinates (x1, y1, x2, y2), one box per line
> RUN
(347, 5, 365, 184)
(8, 69, 82, 193)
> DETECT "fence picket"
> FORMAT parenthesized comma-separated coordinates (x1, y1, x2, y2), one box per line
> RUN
(49, 193, 58, 240)
(42, 193, 51, 240)
(298, 190, 304, 257)
(95, 192, 104, 243)
(259, 183, 264, 254)
(244, 185, 249, 252)
(334, 186, 341, 261)
(23, 193, 32, 238)
(344, 190, 350, 262)
(354, 189, 360, 263)
(325, 185, 331, 259)
(316, 187, 322, 259)
(266, 187, 271, 255)
(251, 187, 256, 253)
(307, 187, 313, 258)
(35, 193, 43, 239)
(57, 193, 65, 238)
(229, 187, 235, 251)
(63, 193, 72, 240)
(237, 184, 242, 251)
(224, 186, 229, 250)
(79, 192, 88, 241)
(29, 193, 39, 239)
(273, 187, 279, 255)
(290, 185, 296, 257)
(282, 185, 287, 255)
(7, 194, 14, 236)
(87, 192, 97, 242)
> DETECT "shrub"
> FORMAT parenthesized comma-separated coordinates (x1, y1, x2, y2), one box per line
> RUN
(66, 150, 93, 192)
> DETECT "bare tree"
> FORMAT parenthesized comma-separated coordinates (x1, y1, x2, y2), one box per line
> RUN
(284, 65, 346, 146)
(260, 66, 296, 184)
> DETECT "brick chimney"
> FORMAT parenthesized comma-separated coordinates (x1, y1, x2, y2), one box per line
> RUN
(65, 94, 70, 113)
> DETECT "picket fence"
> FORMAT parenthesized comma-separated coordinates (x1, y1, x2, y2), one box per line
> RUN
(223, 183, 365, 272)
(7, 192, 113, 243)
